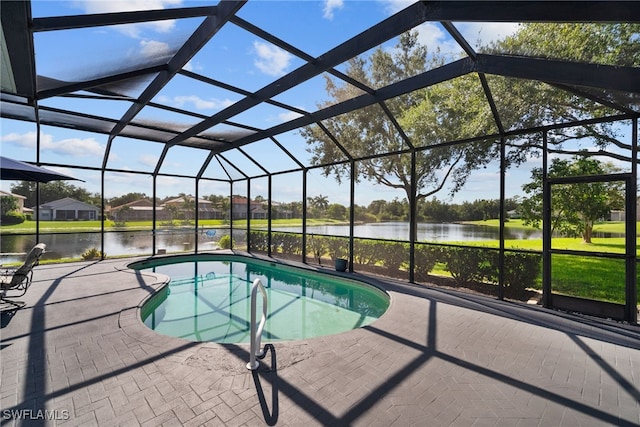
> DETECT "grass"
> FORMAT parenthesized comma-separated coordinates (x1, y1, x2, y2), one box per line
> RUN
(426, 219, 637, 304)
(468, 218, 630, 234)
(3, 218, 637, 305)
(454, 237, 635, 255)
(430, 254, 631, 304)
(549, 254, 628, 303)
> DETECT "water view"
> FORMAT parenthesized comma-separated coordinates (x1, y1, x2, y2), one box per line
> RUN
(1, 221, 622, 264)
(0, 229, 220, 264)
(290, 221, 542, 241)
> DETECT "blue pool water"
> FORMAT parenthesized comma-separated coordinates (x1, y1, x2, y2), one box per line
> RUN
(129, 254, 390, 343)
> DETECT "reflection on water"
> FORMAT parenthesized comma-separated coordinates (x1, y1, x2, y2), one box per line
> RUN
(273, 221, 544, 241)
(139, 258, 389, 342)
(1, 221, 624, 263)
(0, 229, 224, 264)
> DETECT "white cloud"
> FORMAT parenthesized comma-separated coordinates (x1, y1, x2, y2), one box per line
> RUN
(279, 111, 305, 122)
(379, 1, 519, 55)
(103, 172, 152, 198)
(414, 22, 463, 58)
(73, 0, 182, 37)
(139, 39, 171, 59)
(253, 41, 293, 77)
(45, 137, 104, 157)
(139, 154, 159, 167)
(163, 95, 235, 111)
(455, 23, 520, 49)
(1, 132, 36, 148)
(183, 60, 203, 73)
(323, 0, 344, 20)
(1, 132, 103, 157)
(155, 175, 182, 193)
(381, 0, 414, 15)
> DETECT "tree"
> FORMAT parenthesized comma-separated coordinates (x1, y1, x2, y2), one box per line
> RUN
(163, 204, 180, 225)
(301, 25, 638, 224)
(0, 196, 25, 224)
(10, 181, 94, 207)
(483, 23, 640, 164)
(301, 31, 497, 209)
(206, 194, 230, 219)
(109, 192, 148, 207)
(519, 155, 624, 243)
(181, 195, 195, 221)
(113, 205, 132, 225)
(284, 201, 303, 218)
(0, 196, 19, 215)
(307, 194, 329, 218)
(367, 200, 387, 218)
(326, 203, 347, 220)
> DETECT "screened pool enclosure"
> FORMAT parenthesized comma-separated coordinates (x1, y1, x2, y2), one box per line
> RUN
(1, 1, 639, 323)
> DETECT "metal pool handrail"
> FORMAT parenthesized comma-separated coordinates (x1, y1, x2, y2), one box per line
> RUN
(247, 278, 268, 370)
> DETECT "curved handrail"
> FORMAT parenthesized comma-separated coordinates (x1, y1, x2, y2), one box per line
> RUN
(246, 278, 268, 370)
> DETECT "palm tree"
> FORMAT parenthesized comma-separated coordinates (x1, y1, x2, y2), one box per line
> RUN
(181, 195, 195, 221)
(312, 195, 329, 212)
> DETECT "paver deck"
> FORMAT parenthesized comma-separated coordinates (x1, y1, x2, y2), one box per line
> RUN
(1, 253, 639, 426)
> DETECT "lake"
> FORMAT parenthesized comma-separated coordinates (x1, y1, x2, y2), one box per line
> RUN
(286, 221, 542, 241)
(0, 229, 222, 264)
(1, 221, 618, 264)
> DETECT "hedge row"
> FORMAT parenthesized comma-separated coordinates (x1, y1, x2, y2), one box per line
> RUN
(248, 230, 541, 296)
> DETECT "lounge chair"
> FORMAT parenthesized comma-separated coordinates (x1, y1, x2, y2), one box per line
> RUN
(0, 243, 46, 307)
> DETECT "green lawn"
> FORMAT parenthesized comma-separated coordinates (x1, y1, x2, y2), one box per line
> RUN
(3, 218, 637, 305)
(455, 237, 635, 255)
(459, 219, 638, 255)
(468, 218, 630, 235)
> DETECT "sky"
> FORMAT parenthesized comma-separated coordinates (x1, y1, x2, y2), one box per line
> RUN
(1, 0, 632, 207)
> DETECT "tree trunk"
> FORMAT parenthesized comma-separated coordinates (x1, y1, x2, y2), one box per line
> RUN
(582, 222, 593, 244)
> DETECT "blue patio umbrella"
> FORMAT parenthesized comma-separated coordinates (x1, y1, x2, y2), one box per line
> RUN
(0, 156, 82, 182)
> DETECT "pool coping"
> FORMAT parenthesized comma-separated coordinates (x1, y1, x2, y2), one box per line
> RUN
(115, 250, 401, 369)
(3, 254, 639, 426)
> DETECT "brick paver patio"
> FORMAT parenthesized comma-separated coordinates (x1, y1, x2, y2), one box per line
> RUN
(1, 253, 639, 426)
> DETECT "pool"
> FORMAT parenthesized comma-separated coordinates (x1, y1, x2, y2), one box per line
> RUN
(129, 254, 390, 343)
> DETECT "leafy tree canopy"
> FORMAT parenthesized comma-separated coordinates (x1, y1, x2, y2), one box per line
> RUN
(484, 23, 640, 162)
(519, 154, 624, 243)
(301, 24, 638, 206)
(0, 196, 19, 215)
(10, 180, 96, 208)
(108, 192, 149, 207)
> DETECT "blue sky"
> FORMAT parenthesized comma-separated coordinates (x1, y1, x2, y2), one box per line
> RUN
(2, 1, 630, 207)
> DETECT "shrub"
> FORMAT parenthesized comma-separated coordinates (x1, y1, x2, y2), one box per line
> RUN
(218, 234, 233, 249)
(0, 211, 25, 225)
(308, 236, 327, 264)
(440, 246, 541, 297)
(353, 239, 385, 266)
(380, 241, 408, 272)
(441, 247, 485, 285)
(82, 247, 106, 260)
(414, 244, 439, 277)
(502, 252, 541, 296)
(249, 230, 269, 252)
(326, 236, 348, 260)
(277, 232, 302, 255)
